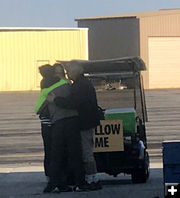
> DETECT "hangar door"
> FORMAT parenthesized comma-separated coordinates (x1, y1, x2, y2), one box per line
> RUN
(148, 37, 180, 88)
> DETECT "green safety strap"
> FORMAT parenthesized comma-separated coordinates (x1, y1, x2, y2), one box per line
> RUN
(35, 79, 67, 114)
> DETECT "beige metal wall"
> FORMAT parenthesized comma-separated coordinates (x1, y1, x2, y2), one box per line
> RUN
(148, 37, 180, 88)
(140, 14, 180, 89)
(0, 28, 88, 91)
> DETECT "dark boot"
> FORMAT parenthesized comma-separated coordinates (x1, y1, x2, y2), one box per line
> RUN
(89, 181, 102, 191)
(57, 185, 73, 192)
(43, 182, 56, 193)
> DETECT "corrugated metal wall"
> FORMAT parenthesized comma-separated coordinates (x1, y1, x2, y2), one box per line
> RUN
(77, 11, 180, 89)
(78, 18, 140, 60)
(148, 37, 180, 88)
(140, 14, 180, 88)
(0, 29, 88, 91)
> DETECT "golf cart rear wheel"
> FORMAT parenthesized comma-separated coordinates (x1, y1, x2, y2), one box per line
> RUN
(131, 152, 149, 183)
(131, 167, 149, 183)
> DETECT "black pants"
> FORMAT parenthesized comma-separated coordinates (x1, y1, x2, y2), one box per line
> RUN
(41, 123, 52, 177)
(49, 116, 85, 186)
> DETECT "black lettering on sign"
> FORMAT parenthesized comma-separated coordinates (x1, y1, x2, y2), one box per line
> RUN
(95, 137, 109, 148)
(104, 125, 111, 135)
(111, 124, 120, 134)
(95, 137, 103, 147)
(95, 127, 98, 135)
(95, 125, 105, 135)
(95, 123, 121, 135)
(104, 137, 109, 147)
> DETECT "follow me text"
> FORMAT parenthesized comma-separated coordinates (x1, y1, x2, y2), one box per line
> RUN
(94, 120, 124, 152)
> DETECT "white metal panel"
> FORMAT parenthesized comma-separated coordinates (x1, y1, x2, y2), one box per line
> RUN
(148, 37, 180, 88)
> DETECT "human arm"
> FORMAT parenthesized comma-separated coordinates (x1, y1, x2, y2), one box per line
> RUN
(54, 95, 77, 109)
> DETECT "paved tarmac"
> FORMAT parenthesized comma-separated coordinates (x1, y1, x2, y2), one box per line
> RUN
(1, 89, 180, 197)
(0, 165, 163, 198)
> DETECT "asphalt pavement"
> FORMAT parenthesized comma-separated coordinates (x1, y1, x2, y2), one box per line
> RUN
(0, 165, 163, 198)
(1, 89, 180, 197)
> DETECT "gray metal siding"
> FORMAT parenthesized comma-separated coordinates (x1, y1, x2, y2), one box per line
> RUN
(78, 18, 140, 60)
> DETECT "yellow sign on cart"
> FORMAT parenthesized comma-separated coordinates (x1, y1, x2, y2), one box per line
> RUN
(94, 120, 124, 152)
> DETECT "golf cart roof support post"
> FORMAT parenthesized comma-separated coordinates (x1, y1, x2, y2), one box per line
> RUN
(132, 62, 137, 111)
(140, 74, 148, 122)
(138, 72, 146, 123)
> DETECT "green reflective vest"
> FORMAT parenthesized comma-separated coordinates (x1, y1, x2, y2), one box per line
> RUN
(35, 79, 67, 114)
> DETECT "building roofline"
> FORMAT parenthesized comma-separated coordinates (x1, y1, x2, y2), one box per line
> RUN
(75, 9, 180, 21)
(75, 16, 137, 21)
(0, 27, 88, 31)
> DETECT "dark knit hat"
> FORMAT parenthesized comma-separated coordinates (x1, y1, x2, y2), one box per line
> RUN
(39, 64, 55, 78)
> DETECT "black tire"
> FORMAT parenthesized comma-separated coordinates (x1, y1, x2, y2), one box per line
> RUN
(131, 167, 148, 183)
(131, 152, 150, 184)
(66, 172, 75, 186)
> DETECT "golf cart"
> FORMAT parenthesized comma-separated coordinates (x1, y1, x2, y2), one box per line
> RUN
(59, 56, 149, 184)
(80, 56, 149, 183)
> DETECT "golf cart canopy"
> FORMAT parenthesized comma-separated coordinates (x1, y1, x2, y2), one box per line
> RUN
(58, 56, 146, 74)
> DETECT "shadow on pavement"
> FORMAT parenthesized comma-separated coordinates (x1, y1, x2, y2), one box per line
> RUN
(0, 168, 164, 198)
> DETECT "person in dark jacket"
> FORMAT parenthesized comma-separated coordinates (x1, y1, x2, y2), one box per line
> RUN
(54, 61, 102, 190)
(37, 64, 60, 178)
